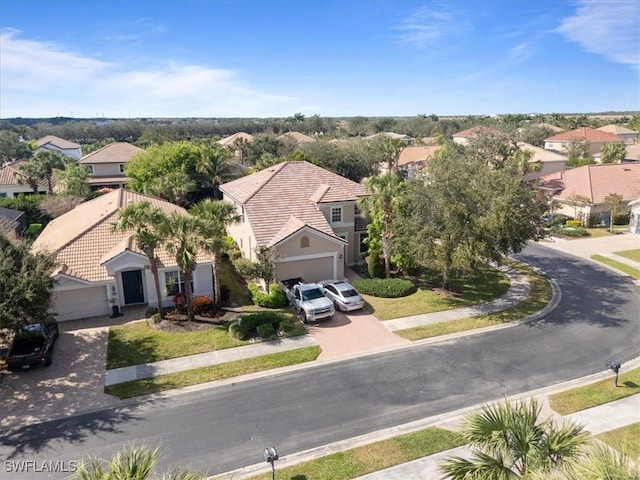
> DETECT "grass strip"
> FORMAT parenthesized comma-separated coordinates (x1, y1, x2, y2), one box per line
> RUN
(548, 367, 640, 415)
(245, 427, 464, 480)
(615, 249, 640, 263)
(596, 423, 640, 460)
(395, 262, 552, 341)
(592, 255, 640, 280)
(105, 346, 320, 399)
(363, 268, 510, 321)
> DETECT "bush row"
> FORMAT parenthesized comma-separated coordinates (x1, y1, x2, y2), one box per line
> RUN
(549, 225, 589, 238)
(228, 312, 292, 340)
(248, 283, 287, 308)
(353, 278, 415, 298)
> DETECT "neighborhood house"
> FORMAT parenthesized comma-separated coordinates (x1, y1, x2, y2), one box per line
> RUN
(220, 161, 367, 283)
(35, 135, 83, 160)
(31, 189, 214, 321)
(78, 142, 144, 190)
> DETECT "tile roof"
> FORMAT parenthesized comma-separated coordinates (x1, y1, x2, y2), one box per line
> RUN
(622, 144, 640, 161)
(31, 189, 200, 283)
(538, 163, 640, 204)
(452, 126, 500, 138)
(0, 160, 48, 188)
(544, 127, 623, 143)
(596, 124, 638, 136)
(220, 161, 365, 246)
(279, 131, 315, 144)
(217, 132, 255, 147)
(0, 215, 19, 236)
(0, 206, 24, 221)
(517, 142, 568, 163)
(364, 132, 414, 141)
(79, 142, 144, 164)
(398, 146, 440, 166)
(35, 135, 81, 149)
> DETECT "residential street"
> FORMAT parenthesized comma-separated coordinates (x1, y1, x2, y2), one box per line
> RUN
(1, 243, 638, 479)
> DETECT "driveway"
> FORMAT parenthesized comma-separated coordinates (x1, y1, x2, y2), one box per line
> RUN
(0, 307, 145, 429)
(541, 231, 639, 260)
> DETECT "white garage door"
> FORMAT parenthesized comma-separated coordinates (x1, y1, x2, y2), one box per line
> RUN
(53, 287, 109, 321)
(276, 256, 335, 283)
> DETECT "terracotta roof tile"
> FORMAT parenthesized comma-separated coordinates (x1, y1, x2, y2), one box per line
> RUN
(31, 189, 197, 282)
(596, 124, 638, 136)
(35, 135, 81, 149)
(0, 160, 48, 188)
(398, 146, 440, 166)
(217, 132, 255, 147)
(279, 131, 315, 144)
(538, 163, 640, 204)
(220, 161, 364, 246)
(544, 127, 623, 143)
(452, 126, 500, 138)
(79, 142, 144, 164)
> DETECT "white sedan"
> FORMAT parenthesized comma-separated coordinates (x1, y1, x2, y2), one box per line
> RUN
(318, 280, 365, 312)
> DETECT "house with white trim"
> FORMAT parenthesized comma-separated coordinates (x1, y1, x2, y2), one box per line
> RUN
(31, 189, 214, 321)
(35, 135, 82, 160)
(220, 161, 367, 282)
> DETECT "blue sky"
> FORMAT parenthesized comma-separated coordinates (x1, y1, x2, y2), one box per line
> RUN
(1, 0, 638, 118)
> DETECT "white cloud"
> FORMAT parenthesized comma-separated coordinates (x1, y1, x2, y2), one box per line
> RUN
(0, 29, 297, 117)
(509, 42, 533, 62)
(556, 0, 640, 69)
(395, 4, 465, 48)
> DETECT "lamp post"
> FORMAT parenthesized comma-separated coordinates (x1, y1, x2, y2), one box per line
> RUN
(263, 446, 278, 480)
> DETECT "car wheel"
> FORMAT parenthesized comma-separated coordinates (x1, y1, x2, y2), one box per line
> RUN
(334, 300, 342, 312)
(44, 351, 53, 366)
(301, 311, 308, 324)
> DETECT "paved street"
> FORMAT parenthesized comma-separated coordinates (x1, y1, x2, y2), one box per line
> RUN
(1, 243, 638, 479)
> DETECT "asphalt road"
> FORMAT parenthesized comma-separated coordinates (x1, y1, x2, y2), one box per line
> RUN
(1, 243, 639, 479)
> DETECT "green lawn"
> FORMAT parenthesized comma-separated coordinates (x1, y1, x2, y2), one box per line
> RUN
(245, 427, 464, 480)
(549, 368, 640, 415)
(597, 423, 640, 460)
(615, 249, 640, 263)
(363, 267, 510, 321)
(591, 255, 640, 280)
(107, 308, 301, 369)
(106, 346, 321, 398)
(395, 262, 551, 340)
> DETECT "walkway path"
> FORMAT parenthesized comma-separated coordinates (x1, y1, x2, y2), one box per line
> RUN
(599, 252, 640, 270)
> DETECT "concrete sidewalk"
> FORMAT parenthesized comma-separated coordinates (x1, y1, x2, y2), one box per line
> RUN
(598, 252, 640, 270)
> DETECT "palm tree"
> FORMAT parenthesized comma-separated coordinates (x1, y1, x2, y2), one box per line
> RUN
(111, 202, 169, 320)
(32, 150, 69, 192)
(189, 199, 240, 305)
(564, 443, 640, 480)
(359, 174, 404, 279)
(440, 398, 590, 480)
(16, 161, 42, 193)
(507, 148, 542, 178)
(72, 443, 205, 480)
(161, 212, 213, 321)
(195, 145, 233, 199)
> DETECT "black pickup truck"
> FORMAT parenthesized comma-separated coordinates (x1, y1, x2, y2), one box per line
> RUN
(0, 318, 59, 371)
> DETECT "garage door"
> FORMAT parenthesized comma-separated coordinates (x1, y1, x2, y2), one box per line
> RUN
(53, 287, 109, 321)
(276, 256, 334, 283)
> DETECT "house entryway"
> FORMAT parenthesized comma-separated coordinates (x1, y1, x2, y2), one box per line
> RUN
(122, 270, 144, 304)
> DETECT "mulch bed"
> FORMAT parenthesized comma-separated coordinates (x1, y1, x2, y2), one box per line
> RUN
(147, 309, 241, 333)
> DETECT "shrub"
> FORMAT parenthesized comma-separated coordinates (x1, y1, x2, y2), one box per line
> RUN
(613, 213, 630, 225)
(172, 292, 187, 313)
(248, 283, 287, 308)
(192, 295, 214, 315)
(278, 317, 294, 333)
(565, 219, 582, 227)
(257, 323, 276, 339)
(23, 223, 42, 240)
(366, 251, 384, 279)
(585, 212, 602, 228)
(229, 311, 284, 340)
(145, 306, 158, 317)
(543, 213, 570, 227)
(353, 278, 415, 298)
(549, 225, 589, 238)
(151, 313, 161, 324)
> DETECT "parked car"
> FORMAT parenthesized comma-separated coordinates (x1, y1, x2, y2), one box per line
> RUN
(279, 277, 335, 323)
(0, 317, 59, 371)
(319, 280, 365, 312)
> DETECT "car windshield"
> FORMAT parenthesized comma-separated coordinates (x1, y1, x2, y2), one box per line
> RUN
(341, 289, 359, 298)
(302, 288, 325, 300)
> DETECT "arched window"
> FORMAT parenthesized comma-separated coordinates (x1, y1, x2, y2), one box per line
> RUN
(300, 236, 310, 248)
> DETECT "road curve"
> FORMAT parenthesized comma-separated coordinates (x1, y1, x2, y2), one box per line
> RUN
(1, 243, 638, 479)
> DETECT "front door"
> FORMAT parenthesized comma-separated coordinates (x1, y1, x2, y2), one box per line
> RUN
(122, 270, 144, 304)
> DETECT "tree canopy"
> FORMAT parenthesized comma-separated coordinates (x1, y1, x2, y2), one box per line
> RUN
(0, 235, 57, 329)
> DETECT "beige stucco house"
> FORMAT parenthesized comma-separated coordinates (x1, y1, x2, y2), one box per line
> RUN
(78, 142, 144, 190)
(220, 161, 367, 283)
(517, 142, 568, 182)
(544, 127, 624, 156)
(538, 163, 640, 223)
(0, 160, 49, 197)
(35, 135, 83, 160)
(596, 125, 638, 145)
(31, 189, 214, 321)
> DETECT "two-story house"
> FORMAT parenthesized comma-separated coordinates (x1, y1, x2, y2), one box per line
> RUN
(220, 161, 367, 282)
(78, 142, 144, 190)
(35, 135, 83, 160)
(544, 127, 624, 157)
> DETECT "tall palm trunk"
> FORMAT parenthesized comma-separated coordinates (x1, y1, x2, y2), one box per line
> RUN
(212, 254, 222, 306)
(184, 270, 195, 321)
(150, 256, 164, 320)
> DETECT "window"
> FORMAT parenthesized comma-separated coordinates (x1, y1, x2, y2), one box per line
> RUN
(358, 233, 368, 254)
(119, 163, 125, 173)
(164, 270, 185, 296)
(86, 165, 94, 175)
(0, 193, 6, 198)
(300, 236, 310, 248)
(331, 207, 342, 223)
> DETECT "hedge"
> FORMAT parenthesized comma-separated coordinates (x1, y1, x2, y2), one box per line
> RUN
(352, 278, 415, 298)
(228, 311, 290, 340)
(248, 283, 287, 308)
